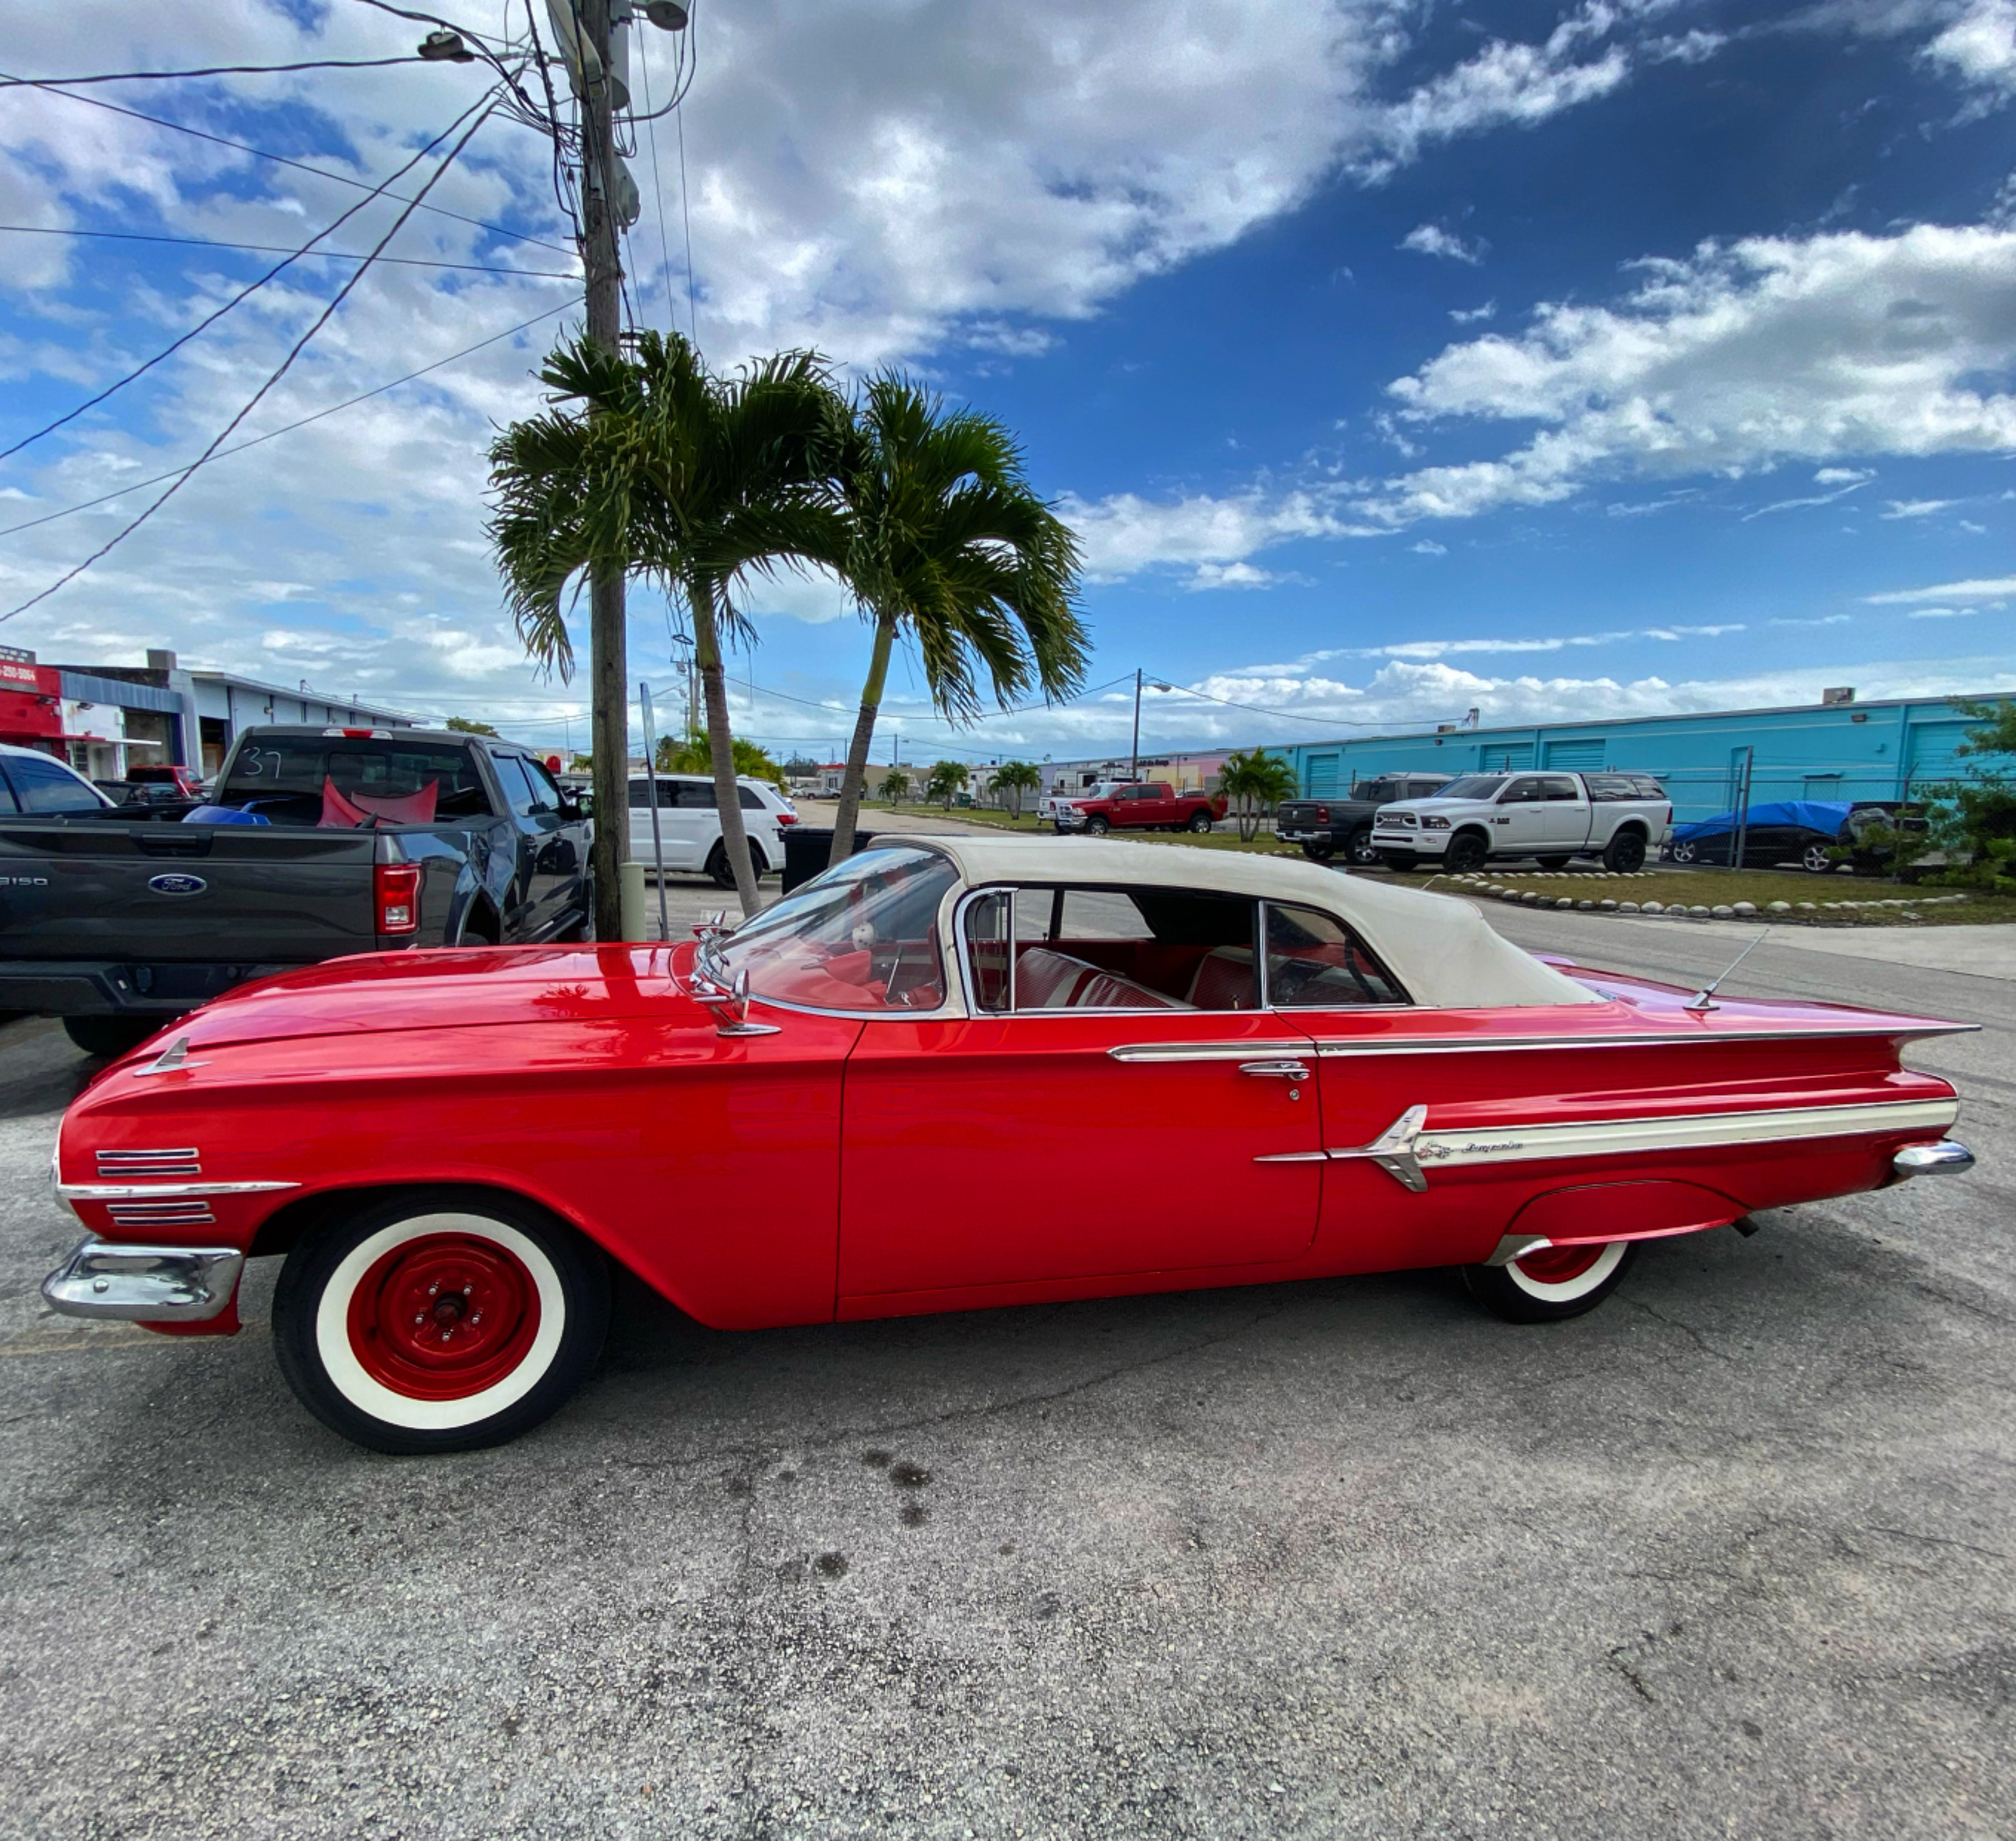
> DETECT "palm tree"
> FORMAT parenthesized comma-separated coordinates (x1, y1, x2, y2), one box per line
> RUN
(992, 759, 1041, 819)
(489, 330, 844, 919)
(826, 375, 1087, 868)
(1218, 748, 1296, 843)
(926, 760, 969, 808)
(877, 768, 908, 804)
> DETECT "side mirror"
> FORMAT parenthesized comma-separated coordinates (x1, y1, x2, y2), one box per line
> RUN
(693, 966, 780, 1037)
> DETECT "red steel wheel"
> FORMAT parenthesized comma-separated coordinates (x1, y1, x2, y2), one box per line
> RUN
(274, 1194, 609, 1455)
(1463, 1238, 1637, 1324)
(345, 1232, 544, 1402)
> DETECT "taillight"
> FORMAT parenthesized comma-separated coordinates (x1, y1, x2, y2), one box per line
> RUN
(776, 812, 797, 825)
(1316, 807, 1329, 822)
(376, 863, 421, 935)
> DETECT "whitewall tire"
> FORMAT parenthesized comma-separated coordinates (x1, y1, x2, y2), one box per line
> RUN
(1463, 1240, 1636, 1324)
(274, 1192, 610, 1454)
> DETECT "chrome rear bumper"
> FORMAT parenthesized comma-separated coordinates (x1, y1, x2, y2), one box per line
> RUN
(1891, 1140, 1974, 1180)
(41, 1239, 244, 1322)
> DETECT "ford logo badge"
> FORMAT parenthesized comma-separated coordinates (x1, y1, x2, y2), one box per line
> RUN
(147, 873, 208, 897)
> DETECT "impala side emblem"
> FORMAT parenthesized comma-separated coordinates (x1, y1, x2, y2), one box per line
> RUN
(147, 873, 208, 897)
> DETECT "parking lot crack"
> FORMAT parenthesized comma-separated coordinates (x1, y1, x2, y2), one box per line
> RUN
(1625, 1299, 1732, 1361)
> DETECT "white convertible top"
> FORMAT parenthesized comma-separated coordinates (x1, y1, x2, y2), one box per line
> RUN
(893, 835, 1601, 1009)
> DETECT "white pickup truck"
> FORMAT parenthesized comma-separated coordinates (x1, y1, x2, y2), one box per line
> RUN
(1371, 771, 1672, 874)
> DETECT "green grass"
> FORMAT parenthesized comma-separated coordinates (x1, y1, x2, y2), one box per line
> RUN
(1428, 864, 2016, 927)
(857, 803, 1307, 855)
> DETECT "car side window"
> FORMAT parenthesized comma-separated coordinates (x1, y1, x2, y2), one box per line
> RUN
(1502, 777, 1544, 803)
(4, 752, 107, 813)
(524, 758, 564, 813)
(1542, 776, 1582, 802)
(962, 885, 1256, 1012)
(1263, 903, 1408, 1008)
(491, 754, 538, 818)
(737, 786, 766, 811)
(675, 782, 715, 809)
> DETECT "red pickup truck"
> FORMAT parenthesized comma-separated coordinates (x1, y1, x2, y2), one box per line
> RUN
(1055, 780, 1228, 835)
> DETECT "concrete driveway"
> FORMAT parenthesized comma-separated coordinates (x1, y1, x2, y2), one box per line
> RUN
(0, 905, 2008, 1840)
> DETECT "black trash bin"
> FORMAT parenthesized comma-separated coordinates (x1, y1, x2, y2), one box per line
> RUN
(782, 826, 877, 893)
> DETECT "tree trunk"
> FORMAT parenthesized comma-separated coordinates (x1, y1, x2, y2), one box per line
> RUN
(829, 611, 895, 870)
(693, 581, 762, 917)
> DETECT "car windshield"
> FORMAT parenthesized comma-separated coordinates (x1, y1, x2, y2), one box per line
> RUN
(1436, 775, 1511, 801)
(710, 846, 958, 1011)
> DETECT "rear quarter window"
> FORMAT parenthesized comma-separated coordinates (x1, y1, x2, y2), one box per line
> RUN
(222, 737, 494, 821)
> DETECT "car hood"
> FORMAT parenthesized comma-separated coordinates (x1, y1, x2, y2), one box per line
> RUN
(132, 944, 691, 1054)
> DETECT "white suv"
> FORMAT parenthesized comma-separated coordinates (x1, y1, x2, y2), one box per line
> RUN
(626, 774, 795, 888)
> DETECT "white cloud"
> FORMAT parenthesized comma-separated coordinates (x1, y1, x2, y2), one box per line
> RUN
(1880, 496, 1961, 516)
(1401, 224, 1485, 264)
(1865, 572, 2016, 601)
(1185, 561, 1279, 591)
(1410, 538, 1448, 554)
(1361, 222, 2016, 526)
(1905, 604, 1982, 616)
(1449, 300, 1498, 323)
(1056, 486, 1377, 582)
(1923, 0, 2016, 96)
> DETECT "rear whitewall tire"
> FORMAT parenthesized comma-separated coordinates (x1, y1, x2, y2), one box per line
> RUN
(1463, 1241, 1636, 1324)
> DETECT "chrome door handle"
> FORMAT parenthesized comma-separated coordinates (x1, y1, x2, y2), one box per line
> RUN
(1239, 1059, 1310, 1081)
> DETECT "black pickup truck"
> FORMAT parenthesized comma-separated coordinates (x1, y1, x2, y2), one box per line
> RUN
(1274, 772, 1453, 866)
(0, 726, 591, 1056)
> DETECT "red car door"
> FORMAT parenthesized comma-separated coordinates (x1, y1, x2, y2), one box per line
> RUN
(1257, 899, 1501, 1273)
(837, 887, 1323, 1300)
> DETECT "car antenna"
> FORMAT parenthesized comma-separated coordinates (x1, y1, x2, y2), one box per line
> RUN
(1683, 927, 1772, 1014)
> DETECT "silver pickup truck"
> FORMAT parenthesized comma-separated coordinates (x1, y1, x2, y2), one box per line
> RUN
(0, 727, 591, 1057)
(1371, 771, 1673, 874)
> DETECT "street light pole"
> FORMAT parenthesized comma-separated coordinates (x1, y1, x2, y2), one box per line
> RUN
(1129, 667, 1143, 780)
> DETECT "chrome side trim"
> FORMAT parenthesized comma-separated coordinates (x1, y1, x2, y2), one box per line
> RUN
(1252, 1151, 1327, 1163)
(1109, 1042, 1281, 1063)
(1321, 1097, 1960, 1191)
(1308, 1023, 1979, 1057)
(56, 1180, 300, 1201)
(1405, 1098, 1956, 1177)
(41, 1239, 244, 1322)
(1486, 1234, 1552, 1267)
(1891, 1140, 1974, 1180)
(1326, 1104, 1431, 1191)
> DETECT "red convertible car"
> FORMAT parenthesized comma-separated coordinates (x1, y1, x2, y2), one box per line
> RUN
(44, 837, 1975, 1453)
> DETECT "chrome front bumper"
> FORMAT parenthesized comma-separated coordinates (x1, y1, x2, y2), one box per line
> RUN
(41, 1239, 244, 1322)
(1891, 1140, 1974, 1181)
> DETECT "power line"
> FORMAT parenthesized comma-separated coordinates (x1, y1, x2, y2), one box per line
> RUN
(0, 58, 429, 91)
(2, 94, 502, 622)
(0, 70, 574, 256)
(0, 298, 580, 542)
(1150, 679, 1467, 729)
(0, 91, 498, 463)
(0, 222, 578, 279)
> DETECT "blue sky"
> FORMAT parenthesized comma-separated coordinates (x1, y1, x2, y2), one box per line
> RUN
(0, 0, 2012, 764)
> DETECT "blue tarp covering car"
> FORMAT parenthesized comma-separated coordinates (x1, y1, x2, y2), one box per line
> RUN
(1670, 801, 1852, 844)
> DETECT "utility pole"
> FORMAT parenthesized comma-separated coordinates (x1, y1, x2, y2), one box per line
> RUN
(1129, 667, 1143, 780)
(580, 0, 628, 942)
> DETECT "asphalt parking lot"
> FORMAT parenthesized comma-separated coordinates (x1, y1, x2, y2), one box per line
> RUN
(1, 891, 2009, 1840)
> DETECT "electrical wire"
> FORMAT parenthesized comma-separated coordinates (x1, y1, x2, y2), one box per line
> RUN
(0, 89, 499, 464)
(1149, 679, 1469, 729)
(0, 58, 435, 90)
(2, 94, 502, 622)
(635, 18, 676, 332)
(0, 298, 581, 542)
(0, 222, 578, 279)
(1, 71, 575, 255)
(339, 0, 511, 49)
